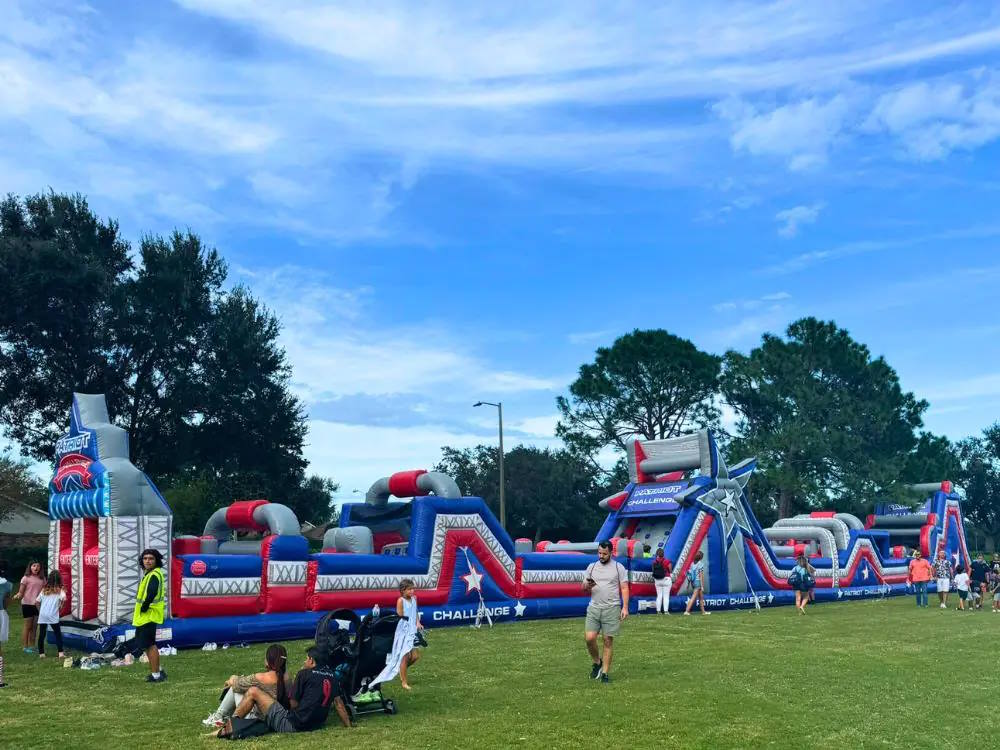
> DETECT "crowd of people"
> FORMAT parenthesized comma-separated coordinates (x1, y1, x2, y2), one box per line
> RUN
(907, 549, 1000, 611)
(0, 551, 427, 738)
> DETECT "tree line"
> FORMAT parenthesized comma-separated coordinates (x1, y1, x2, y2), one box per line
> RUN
(1, 191, 998, 549)
(0, 192, 337, 534)
(443, 319, 1000, 547)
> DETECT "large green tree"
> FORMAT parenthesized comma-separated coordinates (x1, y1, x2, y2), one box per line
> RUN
(0, 191, 336, 524)
(722, 318, 925, 518)
(556, 329, 721, 473)
(436, 445, 607, 543)
(957, 426, 1000, 551)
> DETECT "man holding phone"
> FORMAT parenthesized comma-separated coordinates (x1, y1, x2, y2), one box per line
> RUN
(582, 540, 629, 684)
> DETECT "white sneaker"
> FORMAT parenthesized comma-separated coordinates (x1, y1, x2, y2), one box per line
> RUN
(940, 603, 947, 609)
(703, 611, 711, 615)
(201, 713, 223, 727)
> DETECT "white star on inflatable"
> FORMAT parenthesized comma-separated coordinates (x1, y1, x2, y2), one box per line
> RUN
(513, 600, 526, 617)
(861, 566, 870, 581)
(462, 564, 483, 594)
(716, 488, 753, 546)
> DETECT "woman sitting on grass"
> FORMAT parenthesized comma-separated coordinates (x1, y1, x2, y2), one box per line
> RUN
(202, 644, 290, 728)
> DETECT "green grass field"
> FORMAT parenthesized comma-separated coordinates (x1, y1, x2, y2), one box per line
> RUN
(1, 596, 997, 749)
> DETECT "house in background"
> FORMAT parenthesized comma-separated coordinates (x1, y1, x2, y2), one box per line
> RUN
(0, 500, 49, 551)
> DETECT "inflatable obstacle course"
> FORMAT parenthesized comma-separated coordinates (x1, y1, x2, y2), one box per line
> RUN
(46, 394, 973, 651)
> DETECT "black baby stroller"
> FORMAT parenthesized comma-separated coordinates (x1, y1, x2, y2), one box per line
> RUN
(314, 608, 399, 718)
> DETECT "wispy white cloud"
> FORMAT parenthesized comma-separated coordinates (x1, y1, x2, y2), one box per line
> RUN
(865, 72, 1000, 160)
(776, 202, 825, 238)
(714, 94, 856, 170)
(712, 291, 791, 313)
(761, 225, 1000, 275)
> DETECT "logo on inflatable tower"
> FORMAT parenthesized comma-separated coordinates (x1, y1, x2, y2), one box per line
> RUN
(52, 453, 95, 491)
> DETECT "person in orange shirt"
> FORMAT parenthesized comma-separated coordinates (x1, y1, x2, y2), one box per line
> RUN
(907, 549, 934, 607)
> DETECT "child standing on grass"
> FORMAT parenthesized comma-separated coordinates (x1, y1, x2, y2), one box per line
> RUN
(372, 578, 425, 691)
(0, 571, 12, 687)
(13, 561, 44, 653)
(991, 571, 1000, 613)
(954, 566, 971, 611)
(36, 571, 66, 658)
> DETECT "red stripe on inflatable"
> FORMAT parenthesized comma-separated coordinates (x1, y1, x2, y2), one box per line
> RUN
(633, 440, 649, 483)
(515, 556, 524, 599)
(58, 520, 73, 617)
(919, 525, 932, 557)
(388, 470, 428, 498)
(623, 519, 639, 538)
(81, 519, 98, 621)
(520, 582, 587, 598)
(305, 560, 318, 611)
(170, 555, 183, 616)
(657, 471, 684, 482)
(810, 511, 836, 518)
(672, 515, 714, 594)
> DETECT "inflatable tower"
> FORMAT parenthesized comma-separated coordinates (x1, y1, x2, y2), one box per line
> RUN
(47, 393, 172, 627)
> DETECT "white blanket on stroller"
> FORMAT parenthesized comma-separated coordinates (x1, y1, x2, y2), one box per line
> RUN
(370, 597, 419, 687)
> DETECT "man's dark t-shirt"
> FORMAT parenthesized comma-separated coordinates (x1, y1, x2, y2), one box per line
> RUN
(290, 667, 339, 731)
(972, 560, 990, 583)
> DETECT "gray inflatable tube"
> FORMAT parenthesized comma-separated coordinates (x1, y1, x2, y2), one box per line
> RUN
(774, 517, 851, 550)
(540, 542, 600, 554)
(870, 514, 929, 528)
(322, 526, 374, 554)
(795, 513, 864, 531)
(366, 471, 461, 508)
(763, 527, 838, 559)
(203, 502, 302, 547)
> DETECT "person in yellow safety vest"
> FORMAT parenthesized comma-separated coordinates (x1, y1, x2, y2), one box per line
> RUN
(134, 548, 166, 683)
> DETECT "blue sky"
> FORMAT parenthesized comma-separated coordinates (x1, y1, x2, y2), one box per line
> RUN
(3, 1, 1000, 497)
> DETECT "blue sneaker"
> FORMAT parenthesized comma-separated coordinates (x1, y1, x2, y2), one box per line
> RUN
(599, 672, 610, 684)
(590, 663, 601, 679)
(24, 647, 35, 654)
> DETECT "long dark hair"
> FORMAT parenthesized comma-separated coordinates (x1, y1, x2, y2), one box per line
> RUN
(24, 560, 45, 579)
(139, 548, 163, 569)
(266, 644, 289, 707)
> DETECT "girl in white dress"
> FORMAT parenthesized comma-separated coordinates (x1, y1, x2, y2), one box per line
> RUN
(372, 578, 424, 690)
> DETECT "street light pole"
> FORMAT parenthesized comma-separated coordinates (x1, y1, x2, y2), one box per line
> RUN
(474, 400, 506, 530)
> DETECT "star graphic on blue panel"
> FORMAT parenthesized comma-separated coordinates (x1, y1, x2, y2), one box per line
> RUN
(513, 601, 526, 617)
(861, 565, 870, 581)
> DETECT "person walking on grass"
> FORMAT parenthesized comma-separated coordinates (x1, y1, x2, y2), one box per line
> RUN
(906, 550, 933, 607)
(933, 550, 953, 609)
(651, 548, 673, 615)
(990, 570, 1000, 613)
(792, 555, 815, 614)
(683, 551, 709, 616)
(954, 566, 971, 611)
(13, 561, 44, 654)
(583, 540, 629, 684)
(36, 571, 66, 658)
(133, 548, 166, 682)
(971, 554, 989, 609)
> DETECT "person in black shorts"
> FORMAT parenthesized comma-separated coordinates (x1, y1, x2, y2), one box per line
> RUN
(971, 554, 990, 610)
(223, 646, 353, 735)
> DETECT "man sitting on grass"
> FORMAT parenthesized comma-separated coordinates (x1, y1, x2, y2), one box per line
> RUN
(222, 646, 353, 735)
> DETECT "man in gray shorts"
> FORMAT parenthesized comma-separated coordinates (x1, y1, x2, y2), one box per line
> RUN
(583, 540, 629, 684)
